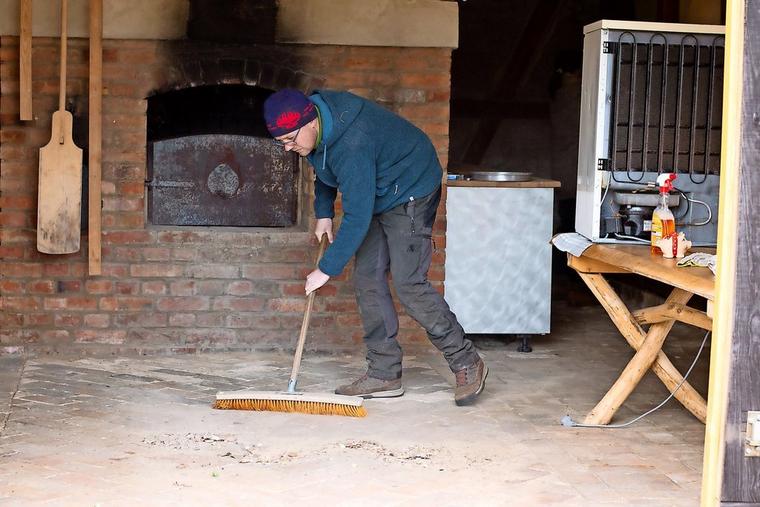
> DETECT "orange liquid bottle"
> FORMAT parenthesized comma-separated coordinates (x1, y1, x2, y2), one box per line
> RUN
(651, 173, 677, 254)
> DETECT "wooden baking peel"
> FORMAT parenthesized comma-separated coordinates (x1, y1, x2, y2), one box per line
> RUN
(37, 0, 83, 254)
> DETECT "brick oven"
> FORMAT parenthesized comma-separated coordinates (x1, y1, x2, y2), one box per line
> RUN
(0, 1, 458, 354)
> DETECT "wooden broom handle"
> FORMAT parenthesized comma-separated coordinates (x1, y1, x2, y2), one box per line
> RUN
(288, 236, 328, 390)
(59, 0, 67, 113)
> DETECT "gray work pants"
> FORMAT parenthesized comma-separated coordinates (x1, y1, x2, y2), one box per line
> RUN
(353, 186, 479, 380)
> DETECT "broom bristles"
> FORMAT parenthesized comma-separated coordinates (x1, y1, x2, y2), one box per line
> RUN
(213, 398, 367, 417)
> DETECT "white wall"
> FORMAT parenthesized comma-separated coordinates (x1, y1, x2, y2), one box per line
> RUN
(0, 0, 189, 39)
(277, 0, 458, 48)
(0, 0, 458, 48)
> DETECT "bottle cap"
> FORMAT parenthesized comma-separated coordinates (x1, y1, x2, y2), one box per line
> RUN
(656, 173, 677, 193)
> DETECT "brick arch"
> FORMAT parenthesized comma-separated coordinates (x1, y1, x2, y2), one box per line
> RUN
(150, 55, 325, 98)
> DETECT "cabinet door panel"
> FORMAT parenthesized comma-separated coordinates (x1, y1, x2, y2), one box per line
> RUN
(444, 187, 552, 334)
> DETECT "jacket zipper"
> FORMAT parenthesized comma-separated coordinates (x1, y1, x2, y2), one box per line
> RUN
(409, 196, 415, 234)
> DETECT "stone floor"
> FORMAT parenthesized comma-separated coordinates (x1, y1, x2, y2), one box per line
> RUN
(0, 302, 710, 506)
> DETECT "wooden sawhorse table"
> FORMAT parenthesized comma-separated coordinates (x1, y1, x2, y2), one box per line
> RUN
(567, 244, 715, 425)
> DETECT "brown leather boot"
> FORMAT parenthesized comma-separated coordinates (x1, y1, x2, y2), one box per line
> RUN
(454, 357, 488, 406)
(335, 374, 404, 399)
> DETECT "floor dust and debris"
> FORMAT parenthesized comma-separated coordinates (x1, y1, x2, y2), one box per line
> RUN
(0, 304, 708, 505)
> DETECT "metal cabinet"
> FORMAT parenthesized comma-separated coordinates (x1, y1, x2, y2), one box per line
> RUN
(444, 183, 556, 335)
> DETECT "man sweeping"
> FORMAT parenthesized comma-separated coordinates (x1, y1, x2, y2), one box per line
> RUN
(263, 89, 487, 406)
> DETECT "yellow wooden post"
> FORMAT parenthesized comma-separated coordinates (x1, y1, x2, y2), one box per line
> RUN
(700, 0, 745, 504)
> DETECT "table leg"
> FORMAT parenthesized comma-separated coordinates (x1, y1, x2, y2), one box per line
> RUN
(578, 273, 707, 424)
(633, 303, 712, 331)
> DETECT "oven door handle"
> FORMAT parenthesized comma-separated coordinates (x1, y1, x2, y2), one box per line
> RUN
(145, 180, 195, 189)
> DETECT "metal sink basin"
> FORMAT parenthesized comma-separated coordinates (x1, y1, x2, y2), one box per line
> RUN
(468, 171, 533, 182)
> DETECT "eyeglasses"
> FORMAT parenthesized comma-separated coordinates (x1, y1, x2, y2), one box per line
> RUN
(272, 127, 301, 147)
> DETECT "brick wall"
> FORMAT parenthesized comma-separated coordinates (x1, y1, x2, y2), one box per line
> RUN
(0, 36, 452, 354)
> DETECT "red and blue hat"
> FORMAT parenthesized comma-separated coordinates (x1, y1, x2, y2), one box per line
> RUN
(263, 89, 317, 137)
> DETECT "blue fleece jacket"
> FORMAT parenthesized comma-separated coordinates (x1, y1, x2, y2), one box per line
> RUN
(306, 90, 442, 276)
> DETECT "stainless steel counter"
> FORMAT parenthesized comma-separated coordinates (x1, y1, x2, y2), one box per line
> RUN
(446, 177, 561, 189)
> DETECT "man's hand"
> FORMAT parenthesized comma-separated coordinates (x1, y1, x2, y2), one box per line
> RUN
(305, 269, 330, 295)
(315, 218, 334, 243)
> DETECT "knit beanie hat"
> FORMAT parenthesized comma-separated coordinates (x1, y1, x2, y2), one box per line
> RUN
(263, 89, 318, 137)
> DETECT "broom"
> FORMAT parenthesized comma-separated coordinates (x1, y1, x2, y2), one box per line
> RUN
(213, 236, 367, 417)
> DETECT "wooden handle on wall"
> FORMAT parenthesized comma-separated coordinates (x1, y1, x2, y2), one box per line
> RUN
(19, 0, 32, 120)
(88, 0, 103, 275)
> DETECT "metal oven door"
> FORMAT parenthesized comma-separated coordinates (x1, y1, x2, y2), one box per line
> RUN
(147, 134, 298, 227)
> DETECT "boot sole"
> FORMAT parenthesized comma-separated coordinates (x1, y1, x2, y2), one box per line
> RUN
(360, 386, 405, 399)
(455, 365, 489, 406)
